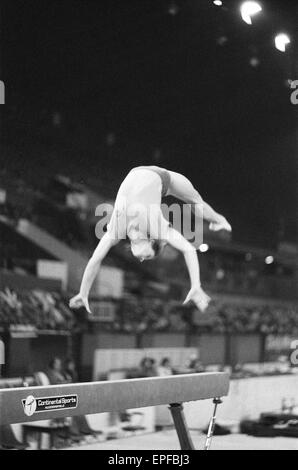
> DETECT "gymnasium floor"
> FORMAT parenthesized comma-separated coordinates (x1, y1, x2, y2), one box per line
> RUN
(69, 430, 298, 451)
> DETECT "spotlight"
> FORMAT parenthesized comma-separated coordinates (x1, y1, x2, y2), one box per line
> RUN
(216, 269, 225, 280)
(249, 57, 260, 68)
(216, 36, 228, 46)
(265, 256, 274, 265)
(275, 33, 291, 52)
(213, 0, 223, 6)
(106, 132, 116, 146)
(168, 2, 179, 16)
(199, 244, 209, 253)
(240, 1, 262, 25)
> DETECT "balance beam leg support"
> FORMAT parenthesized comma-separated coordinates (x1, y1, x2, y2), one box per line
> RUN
(204, 398, 223, 451)
(169, 403, 195, 451)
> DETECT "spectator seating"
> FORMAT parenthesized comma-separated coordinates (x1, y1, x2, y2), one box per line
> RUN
(0, 285, 297, 335)
(0, 287, 74, 331)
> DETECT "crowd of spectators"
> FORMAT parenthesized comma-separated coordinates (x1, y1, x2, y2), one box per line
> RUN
(1, 285, 298, 335)
(0, 288, 74, 331)
(204, 302, 298, 335)
(110, 297, 193, 333)
(106, 297, 298, 336)
(127, 354, 205, 379)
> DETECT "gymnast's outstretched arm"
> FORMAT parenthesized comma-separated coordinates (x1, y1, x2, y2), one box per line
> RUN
(167, 170, 232, 232)
(69, 232, 119, 313)
(165, 226, 211, 312)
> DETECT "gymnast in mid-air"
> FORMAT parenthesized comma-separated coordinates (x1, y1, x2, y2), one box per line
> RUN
(70, 166, 232, 313)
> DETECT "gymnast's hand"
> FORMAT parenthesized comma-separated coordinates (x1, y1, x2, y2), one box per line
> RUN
(209, 215, 232, 233)
(69, 294, 91, 314)
(183, 286, 211, 312)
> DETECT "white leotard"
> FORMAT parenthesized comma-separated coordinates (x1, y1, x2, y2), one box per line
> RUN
(107, 168, 170, 241)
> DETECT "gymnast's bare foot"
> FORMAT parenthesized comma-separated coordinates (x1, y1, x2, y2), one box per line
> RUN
(209, 216, 232, 233)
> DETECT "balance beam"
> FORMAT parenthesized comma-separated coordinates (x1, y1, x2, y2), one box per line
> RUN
(0, 372, 229, 450)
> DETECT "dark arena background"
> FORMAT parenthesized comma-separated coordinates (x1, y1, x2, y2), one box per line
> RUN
(0, 0, 298, 452)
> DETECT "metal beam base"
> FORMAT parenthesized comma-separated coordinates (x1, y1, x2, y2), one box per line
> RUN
(169, 403, 195, 450)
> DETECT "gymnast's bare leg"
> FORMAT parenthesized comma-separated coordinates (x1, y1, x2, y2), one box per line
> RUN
(167, 170, 232, 232)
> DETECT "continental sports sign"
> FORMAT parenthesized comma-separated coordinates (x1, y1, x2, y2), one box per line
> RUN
(22, 394, 78, 417)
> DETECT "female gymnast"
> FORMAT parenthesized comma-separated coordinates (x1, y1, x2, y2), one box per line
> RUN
(69, 166, 231, 313)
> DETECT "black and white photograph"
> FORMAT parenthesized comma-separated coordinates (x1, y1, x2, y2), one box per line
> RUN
(0, 0, 298, 453)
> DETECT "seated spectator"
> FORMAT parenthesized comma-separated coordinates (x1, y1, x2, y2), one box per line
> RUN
(45, 357, 95, 443)
(157, 357, 174, 376)
(139, 357, 157, 378)
(46, 357, 67, 385)
(187, 355, 205, 373)
(62, 359, 101, 439)
(63, 358, 79, 383)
